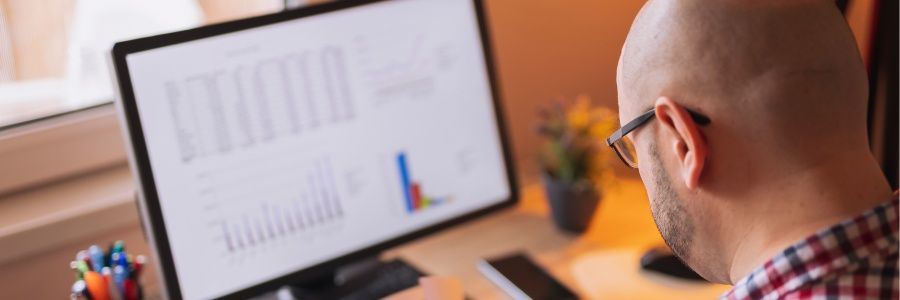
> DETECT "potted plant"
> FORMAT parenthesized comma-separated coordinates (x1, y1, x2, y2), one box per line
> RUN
(537, 95, 617, 233)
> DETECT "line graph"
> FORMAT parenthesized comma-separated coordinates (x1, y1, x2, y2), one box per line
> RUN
(355, 34, 457, 105)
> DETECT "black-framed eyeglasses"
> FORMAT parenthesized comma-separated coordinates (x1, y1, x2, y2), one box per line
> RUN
(606, 108, 711, 168)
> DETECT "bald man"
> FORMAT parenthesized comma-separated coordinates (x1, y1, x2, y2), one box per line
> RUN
(609, 0, 898, 298)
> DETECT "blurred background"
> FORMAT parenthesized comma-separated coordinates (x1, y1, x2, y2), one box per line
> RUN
(0, 0, 894, 186)
(0, 0, 895, 299)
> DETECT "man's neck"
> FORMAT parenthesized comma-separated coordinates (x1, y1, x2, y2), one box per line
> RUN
(726, 153, 894, 284)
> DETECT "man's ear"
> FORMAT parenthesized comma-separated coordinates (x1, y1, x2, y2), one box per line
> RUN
(654, 97, 708, 189)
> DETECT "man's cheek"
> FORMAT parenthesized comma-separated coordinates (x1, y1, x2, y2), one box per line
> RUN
(638, 167, 656, 201)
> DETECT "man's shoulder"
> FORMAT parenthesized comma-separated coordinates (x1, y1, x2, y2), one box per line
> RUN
(781, 249, 898, 299)
(721, 197, 899, 300)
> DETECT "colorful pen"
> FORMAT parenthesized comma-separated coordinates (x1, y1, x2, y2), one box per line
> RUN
(71, 260, 90, 277)
(102, 267, 122, 300)
(109, 253, 120, 267)
(113, 265, 128, 294)
(132, 255, 145, 278)
(116, 252, 129, 267)
(112, 240, 125, 254)
(89, 245, 105, 272)
(83, 271, 110, 300)
(71, 279, 88, 299)
(76, 250, 91, 266)
(71, 242, 144, 300)
(123, 279, 139, 300)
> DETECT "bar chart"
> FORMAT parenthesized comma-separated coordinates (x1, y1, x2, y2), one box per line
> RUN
(396, 151, 451, 214)
(212, 157, 345, 254)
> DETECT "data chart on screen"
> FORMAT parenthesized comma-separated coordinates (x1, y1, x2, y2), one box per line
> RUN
(123, 0, 510, 298)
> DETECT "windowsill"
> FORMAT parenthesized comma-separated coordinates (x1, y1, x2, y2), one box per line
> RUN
(0, 79, 113, 129)
(0, 163, 140, 265)
(0, 104, 127, 197)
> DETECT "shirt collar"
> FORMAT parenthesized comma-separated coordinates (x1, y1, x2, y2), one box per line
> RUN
(722, 194, 899, 299)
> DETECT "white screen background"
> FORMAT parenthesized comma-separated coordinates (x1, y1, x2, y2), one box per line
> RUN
(124, 0, 510, 298)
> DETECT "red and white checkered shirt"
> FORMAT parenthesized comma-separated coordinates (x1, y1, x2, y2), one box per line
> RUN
(721, 194, 899, 300)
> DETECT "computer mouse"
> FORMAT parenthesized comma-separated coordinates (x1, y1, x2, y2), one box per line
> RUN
(639, 247, 706, 281)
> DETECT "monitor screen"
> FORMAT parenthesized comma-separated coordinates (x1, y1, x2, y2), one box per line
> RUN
(118, 0, 511, 298)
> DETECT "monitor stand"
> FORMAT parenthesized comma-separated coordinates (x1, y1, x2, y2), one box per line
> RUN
(258, 257, 427, 300)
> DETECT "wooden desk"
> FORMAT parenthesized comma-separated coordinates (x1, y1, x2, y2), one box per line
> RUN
(383, 178, 730, 299)
(0, 178, 729, 299)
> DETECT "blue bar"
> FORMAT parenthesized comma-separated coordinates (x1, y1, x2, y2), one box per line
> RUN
(397, 152, 414, 213)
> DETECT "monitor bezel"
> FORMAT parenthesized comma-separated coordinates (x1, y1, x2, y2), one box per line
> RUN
(110, 0, 518, 299)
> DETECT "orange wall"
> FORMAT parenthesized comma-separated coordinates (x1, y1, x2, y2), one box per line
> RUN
(484, 1, 645, 183)
(845, 0, 876, 65)
(485, 0, 879, 184)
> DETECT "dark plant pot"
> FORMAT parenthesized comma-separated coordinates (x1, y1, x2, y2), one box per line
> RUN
(541, 173, 600, 233)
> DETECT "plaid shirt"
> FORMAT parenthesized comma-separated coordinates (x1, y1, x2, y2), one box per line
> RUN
(721, 194, 899, 300)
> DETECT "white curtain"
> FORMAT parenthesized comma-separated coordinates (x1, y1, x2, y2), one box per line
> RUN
(0, 1, 14, 82)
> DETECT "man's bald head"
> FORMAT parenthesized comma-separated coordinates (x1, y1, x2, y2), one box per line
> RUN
(615, 0, 873, 283)
(618, 0, 868, 162)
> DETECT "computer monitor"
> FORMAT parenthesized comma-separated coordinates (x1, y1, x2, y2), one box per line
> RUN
(110, 0, 516, 299)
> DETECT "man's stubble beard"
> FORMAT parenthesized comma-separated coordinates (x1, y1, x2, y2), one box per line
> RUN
(648, 143, 695, 262)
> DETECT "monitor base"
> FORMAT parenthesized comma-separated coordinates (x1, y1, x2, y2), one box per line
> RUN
(280, 258, 427, 300)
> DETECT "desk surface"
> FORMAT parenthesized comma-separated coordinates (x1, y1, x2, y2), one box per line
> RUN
(0, 177, 730, 299)
(383, 178, 730, 299)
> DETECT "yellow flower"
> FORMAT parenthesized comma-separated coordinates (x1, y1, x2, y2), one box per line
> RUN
(589, 107, 618, 140)
(539, 94, 619, 183)
(566, 94, 592, 129)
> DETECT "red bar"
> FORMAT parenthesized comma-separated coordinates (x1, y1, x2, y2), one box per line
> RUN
(410, 182, 422, 211)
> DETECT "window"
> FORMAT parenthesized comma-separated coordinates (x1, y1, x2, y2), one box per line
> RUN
(0, 0, 328, 195)
(0, 0, 296, 128)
